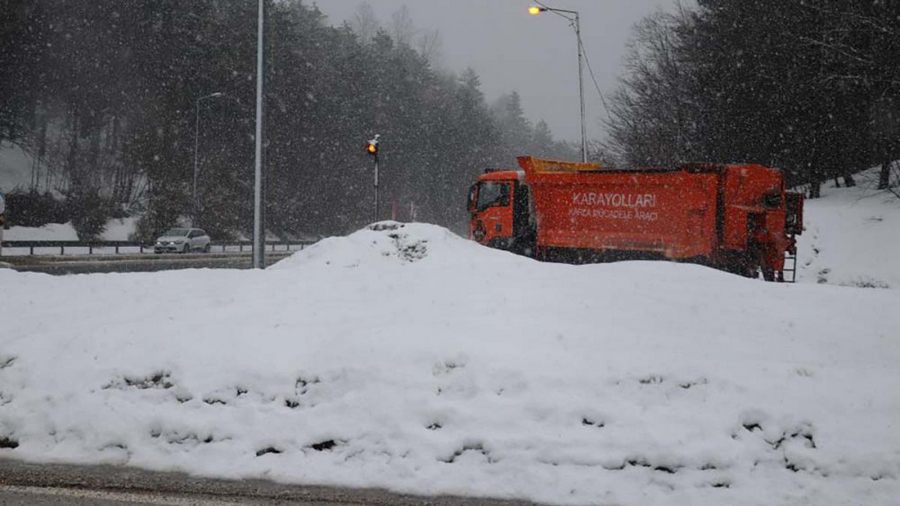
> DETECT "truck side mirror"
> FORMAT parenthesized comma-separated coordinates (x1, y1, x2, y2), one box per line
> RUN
(467, 184, 478, 213)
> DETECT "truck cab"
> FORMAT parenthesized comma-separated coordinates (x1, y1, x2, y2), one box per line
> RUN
(467, 170, 533, 254)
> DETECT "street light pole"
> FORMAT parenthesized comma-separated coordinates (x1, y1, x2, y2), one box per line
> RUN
(529, 4, 587, 162)
(193, 92, 224, 227)
(252, 0, 265, 269)
(575, 12, 586, 163)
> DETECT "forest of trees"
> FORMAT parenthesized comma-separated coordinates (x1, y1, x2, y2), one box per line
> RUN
(0, 0, 575, 239)
(4, 1, 899, 241)
(602, 0, 900, 197)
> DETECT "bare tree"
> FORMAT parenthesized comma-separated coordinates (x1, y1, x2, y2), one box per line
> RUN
(602, 11, 695, 167)
(350, 2, 379, 44)
(390, 5, 415, 47)
(416, 28, 443, 65)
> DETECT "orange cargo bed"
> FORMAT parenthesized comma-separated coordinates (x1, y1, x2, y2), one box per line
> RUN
(524, 166, 720, 259)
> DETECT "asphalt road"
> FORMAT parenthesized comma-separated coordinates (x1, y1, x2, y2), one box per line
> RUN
(1, 252, 293, 275)
(0, 458, 540, 505)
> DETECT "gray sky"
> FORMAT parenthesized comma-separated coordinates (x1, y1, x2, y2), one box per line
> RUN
(314, 0, 676, 143)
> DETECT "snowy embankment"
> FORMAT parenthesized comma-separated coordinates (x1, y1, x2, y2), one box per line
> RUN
(2, 222, 79, 241)
(796, 168, 900, 288)
(100, 217, 140, 241)
(2, 222, 899, 506)
(2, 218, 137, 243)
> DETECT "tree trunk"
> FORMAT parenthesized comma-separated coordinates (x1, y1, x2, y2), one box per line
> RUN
(65, 112, 80, 195)
(36, 115, 48, 190)
(808, 180, 821, 199)
(843, 172, 856, 187)
(878, 160, 892, 189)
(89, 128, 101, 189)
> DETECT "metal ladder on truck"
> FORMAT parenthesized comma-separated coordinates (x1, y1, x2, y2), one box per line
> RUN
(782, 251, 798, 283)
(782, 193, 803, 284)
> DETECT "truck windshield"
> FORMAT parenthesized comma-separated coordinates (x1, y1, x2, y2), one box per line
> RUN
(476, 182, 510, 211)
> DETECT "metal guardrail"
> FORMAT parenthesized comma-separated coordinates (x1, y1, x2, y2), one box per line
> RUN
(0, 240, 316, 256)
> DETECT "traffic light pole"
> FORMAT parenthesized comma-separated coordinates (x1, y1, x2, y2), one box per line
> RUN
(0, 191, 5, 257)
(366, 134, 380, 223)
(373, 153, 379, 223)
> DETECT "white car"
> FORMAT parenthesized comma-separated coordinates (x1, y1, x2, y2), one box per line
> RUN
(154, 228, 211, 254)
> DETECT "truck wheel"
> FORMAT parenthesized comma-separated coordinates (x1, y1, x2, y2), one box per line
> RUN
(748, 265, 761, 278)
(203, 244, 211, 253)
(761, 267, 776, 282)
(744, 248, 763, 278)
(183, 244, 191, 254)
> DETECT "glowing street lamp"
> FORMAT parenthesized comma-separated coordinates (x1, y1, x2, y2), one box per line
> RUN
(528, 3, 587, 162)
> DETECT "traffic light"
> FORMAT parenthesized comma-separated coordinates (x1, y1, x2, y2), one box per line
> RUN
(365, 134, 380, 156)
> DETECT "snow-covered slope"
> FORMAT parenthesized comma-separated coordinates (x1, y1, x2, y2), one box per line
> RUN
(2, 222, 78, 241)
(0, 141, 31, 191)
(796, 169, 900, 288)
(100, 217, 140, 241)
(2, 218, 138, 244)
(1, 222, 898, 506)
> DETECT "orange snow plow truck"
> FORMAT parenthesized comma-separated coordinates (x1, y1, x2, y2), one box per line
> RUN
(467, 156, 804, 281)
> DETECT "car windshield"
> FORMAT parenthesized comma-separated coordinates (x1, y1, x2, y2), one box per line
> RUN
(162, 228, 190, 237)
(476, 182, 510, 211)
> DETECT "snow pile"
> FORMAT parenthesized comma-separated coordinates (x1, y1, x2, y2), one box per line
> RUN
(0, 141, 31, 190)
(797, 169, 900, 288)
(2, 217, 138, 243)
(1, 223, 899, 505)
(272, 221, 521, 270)
(100, 217, 140, 241)
(2, 222, 78, 241)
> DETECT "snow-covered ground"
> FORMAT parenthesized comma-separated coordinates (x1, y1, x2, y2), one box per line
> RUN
(796, 169, 900, 288)
(1, 219, 898, 505)
(101, 217, 140, 241)
(2, 218, 137, 244)
(1, 220, 132, 256)
(2, 222, 79, 241)
(0, 141, 31, 191)
(2, 216, 318, 246)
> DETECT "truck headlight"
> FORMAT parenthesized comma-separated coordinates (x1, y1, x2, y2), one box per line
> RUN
(473, 221, 486, 242)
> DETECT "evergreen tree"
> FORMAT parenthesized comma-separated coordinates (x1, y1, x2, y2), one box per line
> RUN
(604, 0, 900, 196)
(1, 0, 569, 238)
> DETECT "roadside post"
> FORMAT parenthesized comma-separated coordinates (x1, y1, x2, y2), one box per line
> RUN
(0, 190, 5, 257)
(365, 134, 380, 223)
(252, 0, 265, 270)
